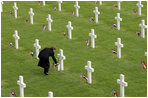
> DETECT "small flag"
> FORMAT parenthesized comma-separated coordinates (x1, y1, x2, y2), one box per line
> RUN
(86, 40, 89, 47)
(133, 9, 138, 13)
(38, 1, 40, 5)
(90, 17, 94, 21)
(114, 90, 118, 97)
(9, 42, 13, 47)
(141, 61, 147, 69)
(114, 4, 118, 8)
(72, 11, 74, 16)
(30, 51, 33, 57)
(9, 11, 12, 15)
(112, 49, 117, 54)
(111, 88, 114, 96)
(83, 74, 88, 81)
(25, 18, 28, 22)
(52, 63, 56, 68)
(136, 31, 140, 36)
(63, 32, 66, 36)
(54, 6, 57, 11)
(9, 90, 16, 97)
(95, 1, 97, 4)
(43, 25, 46, 30)
(80, 73, 82, 78)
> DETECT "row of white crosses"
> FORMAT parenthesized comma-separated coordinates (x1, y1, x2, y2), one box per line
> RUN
(16, 74, 127, 97)
(139, 20, 147, 38)
(17, 75, 54, 97)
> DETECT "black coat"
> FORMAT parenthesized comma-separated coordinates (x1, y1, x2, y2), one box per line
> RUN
(38, 48, 57, 69)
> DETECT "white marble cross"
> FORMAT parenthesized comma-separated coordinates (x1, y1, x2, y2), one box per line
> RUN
(139, 20, 147, 38)
(13, 30, 20, 49)
(1, 1, 3, 12)
(115, 38, 123, 59)
(43, 1, 45, 6)
(57, 1, 62, 11)
(13, 2, 18, 19)
(145, 52, 147, 56)
(66, 21, 73, 39)
(46, 14, 53, 32)
(136, 1, 143, 16)
(57, 49, 66, 71)
(17, 76, 26, 97)
(74, 1, 80, 17)
(118, 1, 121, 10)
(85, 61, 94, 84)
(93, 7, 100, 23)
(29, 8, 34, 24)
(89, 29, 97, 48)
(115, 13, 122, 30)
(99, 1, 102, 5)
(48, 91, 53, 97)
(34, 39, 41, 59)
(117, 74, 128, 97)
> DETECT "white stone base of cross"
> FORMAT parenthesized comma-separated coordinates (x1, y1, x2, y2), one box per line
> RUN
(57, 49, 66, 71)
(117, 74, 128, 97)
(17, 76, 26, 97)
(85, 61, 94, 84)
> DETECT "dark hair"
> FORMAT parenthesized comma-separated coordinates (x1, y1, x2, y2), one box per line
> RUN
(51, 46, 56, 50)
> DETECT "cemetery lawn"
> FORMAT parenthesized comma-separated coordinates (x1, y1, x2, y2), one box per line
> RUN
(1, 1, 147, 97)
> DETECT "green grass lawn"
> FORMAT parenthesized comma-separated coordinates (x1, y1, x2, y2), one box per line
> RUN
(1, 1, 147, 97)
